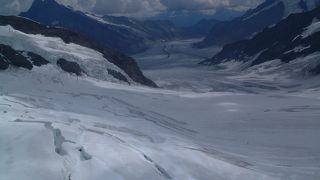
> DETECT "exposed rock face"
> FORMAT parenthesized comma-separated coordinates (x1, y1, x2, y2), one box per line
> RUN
(201, 7, 320, 68)
(0, 44, 33, 70)
(107, 69, 129, 84)
(0, 15, 157, 87)
(0, 55, 9, 70)
(0, 44, 51, 71)
(26, 52, 50, 67)
(57, 59, 85, 76)
(103, 52, 156, 87)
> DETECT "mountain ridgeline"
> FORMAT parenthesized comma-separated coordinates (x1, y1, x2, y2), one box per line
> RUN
(201, 6, 320, 74)
(196, 0, 320, 48)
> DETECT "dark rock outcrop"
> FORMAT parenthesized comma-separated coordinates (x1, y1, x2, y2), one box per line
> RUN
(0, 44, 33, 70)
(103, 52, 157, 87)
(26, 52, 50, 66)
(0, 55, 9, 70)
(57, 59, 85, 76)
(0, 44, 50, 70)
(107, 69, 129, 84)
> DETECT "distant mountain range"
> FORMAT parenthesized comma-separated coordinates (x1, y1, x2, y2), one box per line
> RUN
(20, 0, 222, 55)
(150, 8, 243, 27)
(20, 0, 181, 54)
(201, 6, 320, 75)
(100, 15, 180, 41)
(0, 15, 157, 87)
(197, 0, 320, 48)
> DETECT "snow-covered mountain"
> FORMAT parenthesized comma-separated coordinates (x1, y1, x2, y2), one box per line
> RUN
(19, 0, 181, 54)
(201, 6, 320, 76)
(0, 15, 157, 87)
(197, 0, 320, 48)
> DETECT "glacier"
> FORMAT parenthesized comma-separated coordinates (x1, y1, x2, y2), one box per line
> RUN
(1, 37, 320, 180)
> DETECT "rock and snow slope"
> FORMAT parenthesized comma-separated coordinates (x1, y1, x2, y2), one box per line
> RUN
(197, 0, 320, 48)
(201, 6, 320, 77)
(0, 15, 156, 87)
(0, 25, 130, 82)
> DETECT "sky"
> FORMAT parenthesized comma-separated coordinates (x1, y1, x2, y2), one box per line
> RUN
(0, 0, 263, 18)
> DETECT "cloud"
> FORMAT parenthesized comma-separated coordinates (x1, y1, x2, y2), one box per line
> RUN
(56, 0, 96, 11)
(0, 0, 263, 17)
(160, 0, 226, 11)
(160, 0, 262, 12)
(92, 0, 166, 17)
(91, 0, 262, 17)
(0, 0, 33, 15)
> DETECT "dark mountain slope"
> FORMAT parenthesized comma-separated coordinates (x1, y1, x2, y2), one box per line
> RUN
(200, 6, 320, 74)
(196, 0, 319, 48)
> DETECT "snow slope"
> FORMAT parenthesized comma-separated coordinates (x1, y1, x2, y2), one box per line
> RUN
(0, 25, 133, 84)
(302, 18, 320, 38)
